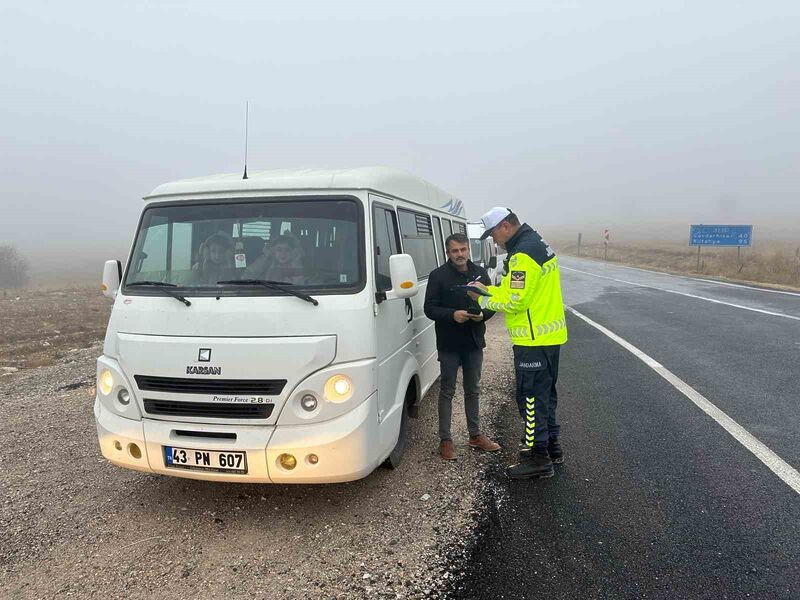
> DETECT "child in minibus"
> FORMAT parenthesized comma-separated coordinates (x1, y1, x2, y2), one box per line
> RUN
(245, 234, 306, 285)
(191, 232, 235, 285)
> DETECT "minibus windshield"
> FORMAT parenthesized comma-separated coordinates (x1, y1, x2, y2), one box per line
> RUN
(123, 198, 364, 295)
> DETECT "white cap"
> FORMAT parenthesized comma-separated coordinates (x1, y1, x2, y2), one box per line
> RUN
(479, 207, 512, 239)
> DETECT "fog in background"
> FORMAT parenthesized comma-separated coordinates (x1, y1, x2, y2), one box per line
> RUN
(2, 1, 798, 283)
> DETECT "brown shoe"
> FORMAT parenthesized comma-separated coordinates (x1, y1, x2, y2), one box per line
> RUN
(469, 434, 501, 452)
(439, 439, 456, 461)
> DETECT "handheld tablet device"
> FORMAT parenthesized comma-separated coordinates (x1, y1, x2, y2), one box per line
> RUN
(452, 284, 492, 297)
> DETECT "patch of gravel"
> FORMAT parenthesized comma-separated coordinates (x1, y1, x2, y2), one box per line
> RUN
(0, 322, 515, 599)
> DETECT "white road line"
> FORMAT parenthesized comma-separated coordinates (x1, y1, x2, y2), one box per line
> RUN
(566, 305, 800, 496)
(562, 266, 800, 322)
(614, 263, 800, 297)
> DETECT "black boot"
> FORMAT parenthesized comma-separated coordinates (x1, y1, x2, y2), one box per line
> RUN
(548, 437, 564, 464)
(506, 451, 554, 480)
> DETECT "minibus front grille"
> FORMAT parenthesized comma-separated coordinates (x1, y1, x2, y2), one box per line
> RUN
(134, 375, 286, 396)
(143, 399, 274, 419)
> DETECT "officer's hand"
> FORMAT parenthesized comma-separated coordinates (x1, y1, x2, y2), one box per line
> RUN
(466, 290, 480, 301)
(467, 281, 489, 292)
(453, 310, 470, 324)
(468, 312, 484, 322)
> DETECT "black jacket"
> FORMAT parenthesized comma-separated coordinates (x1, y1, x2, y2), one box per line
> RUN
(424, 260, 495, 352)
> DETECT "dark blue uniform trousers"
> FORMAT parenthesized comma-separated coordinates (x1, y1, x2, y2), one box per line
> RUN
(513, 345, 561, 452)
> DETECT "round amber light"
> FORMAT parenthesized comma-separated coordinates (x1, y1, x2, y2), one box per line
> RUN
(128, 443, 142, 460)
(278, 453, 297, 470)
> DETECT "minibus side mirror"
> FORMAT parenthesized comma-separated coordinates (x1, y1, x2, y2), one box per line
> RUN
(385, 254, 419, 300)
(101, 260, 122, 299)
(488, 256, 498, 269)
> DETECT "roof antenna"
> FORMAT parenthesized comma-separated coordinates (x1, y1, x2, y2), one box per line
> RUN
(242, 101, 249, 180)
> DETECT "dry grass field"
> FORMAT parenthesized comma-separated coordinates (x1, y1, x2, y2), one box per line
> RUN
(0, 287, 112, 372)
(556, 239, 800, 290)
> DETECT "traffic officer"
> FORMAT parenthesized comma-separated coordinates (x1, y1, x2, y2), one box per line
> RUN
(467, 207, 568, 480)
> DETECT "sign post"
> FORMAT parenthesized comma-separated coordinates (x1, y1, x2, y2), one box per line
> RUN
(689, 224, 753, 273)
(577, 233, 582, 257)
(603, 229, 610, 261)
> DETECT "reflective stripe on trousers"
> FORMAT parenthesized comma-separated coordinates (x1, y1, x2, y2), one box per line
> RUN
(524, 397, 535, 447)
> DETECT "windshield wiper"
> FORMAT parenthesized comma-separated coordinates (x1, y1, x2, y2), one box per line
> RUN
(217, 279, 319, 306)
(127, 281, 191, 307)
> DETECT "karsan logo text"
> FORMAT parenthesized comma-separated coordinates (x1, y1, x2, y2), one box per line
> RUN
(186, 366, 222, 375)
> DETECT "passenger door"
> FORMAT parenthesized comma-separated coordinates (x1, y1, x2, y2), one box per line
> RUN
(396, 208, 440, 393)
(372, 200, 413, 424)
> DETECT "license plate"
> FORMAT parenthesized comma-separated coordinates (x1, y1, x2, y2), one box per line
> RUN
(164, 446, 248, 474)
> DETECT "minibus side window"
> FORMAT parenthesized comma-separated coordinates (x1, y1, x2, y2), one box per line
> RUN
(432, 216, 445, 263)
(397, 209, 438, 280)
(373, 206, 400, 292)
(470, 238, 484, 264)
(442, 219, 453, 240)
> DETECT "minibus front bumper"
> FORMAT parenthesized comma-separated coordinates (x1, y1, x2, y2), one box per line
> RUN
(94, 392, 380, 483)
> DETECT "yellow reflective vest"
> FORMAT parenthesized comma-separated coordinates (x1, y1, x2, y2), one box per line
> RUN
(477, 225, 568, 347)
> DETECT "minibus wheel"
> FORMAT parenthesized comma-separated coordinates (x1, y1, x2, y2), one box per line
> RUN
(383, 385, 414, 469)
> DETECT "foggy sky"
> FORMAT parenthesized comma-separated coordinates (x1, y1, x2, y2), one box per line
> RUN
(2, 0, 799, 266)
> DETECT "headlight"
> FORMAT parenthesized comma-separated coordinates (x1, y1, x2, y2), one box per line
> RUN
(98, 369, 114, 395)
(324, 374, 353, 403)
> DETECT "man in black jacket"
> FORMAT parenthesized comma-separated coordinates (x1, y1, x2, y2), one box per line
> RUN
(424, 233, 501, 460)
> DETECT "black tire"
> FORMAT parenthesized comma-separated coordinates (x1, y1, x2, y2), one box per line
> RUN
(383, 393, 411, 469)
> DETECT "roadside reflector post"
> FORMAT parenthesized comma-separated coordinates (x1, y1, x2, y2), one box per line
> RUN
(577, 233, 582, 257)
(697, 245, 701, 273)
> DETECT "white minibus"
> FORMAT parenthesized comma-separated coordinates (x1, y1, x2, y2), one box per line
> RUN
(95, 167, 467, 483)
(466, 221, 504, 284)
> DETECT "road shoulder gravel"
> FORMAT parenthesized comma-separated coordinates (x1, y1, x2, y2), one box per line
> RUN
(1, 322, 513, 599)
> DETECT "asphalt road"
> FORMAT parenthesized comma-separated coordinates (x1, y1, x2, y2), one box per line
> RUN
(450, 257, 800, 600)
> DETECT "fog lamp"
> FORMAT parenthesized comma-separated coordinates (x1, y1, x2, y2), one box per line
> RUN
(114, 440, 122, 451)
(98, 369, 114, 395)
(300, 394, 318, 412)
(117, 388, 130, 406)
(307, 454, 319, 465)
(128, 443, 142, 459)
(278, 453, 297, 470)
(324, 374, 353, 403)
